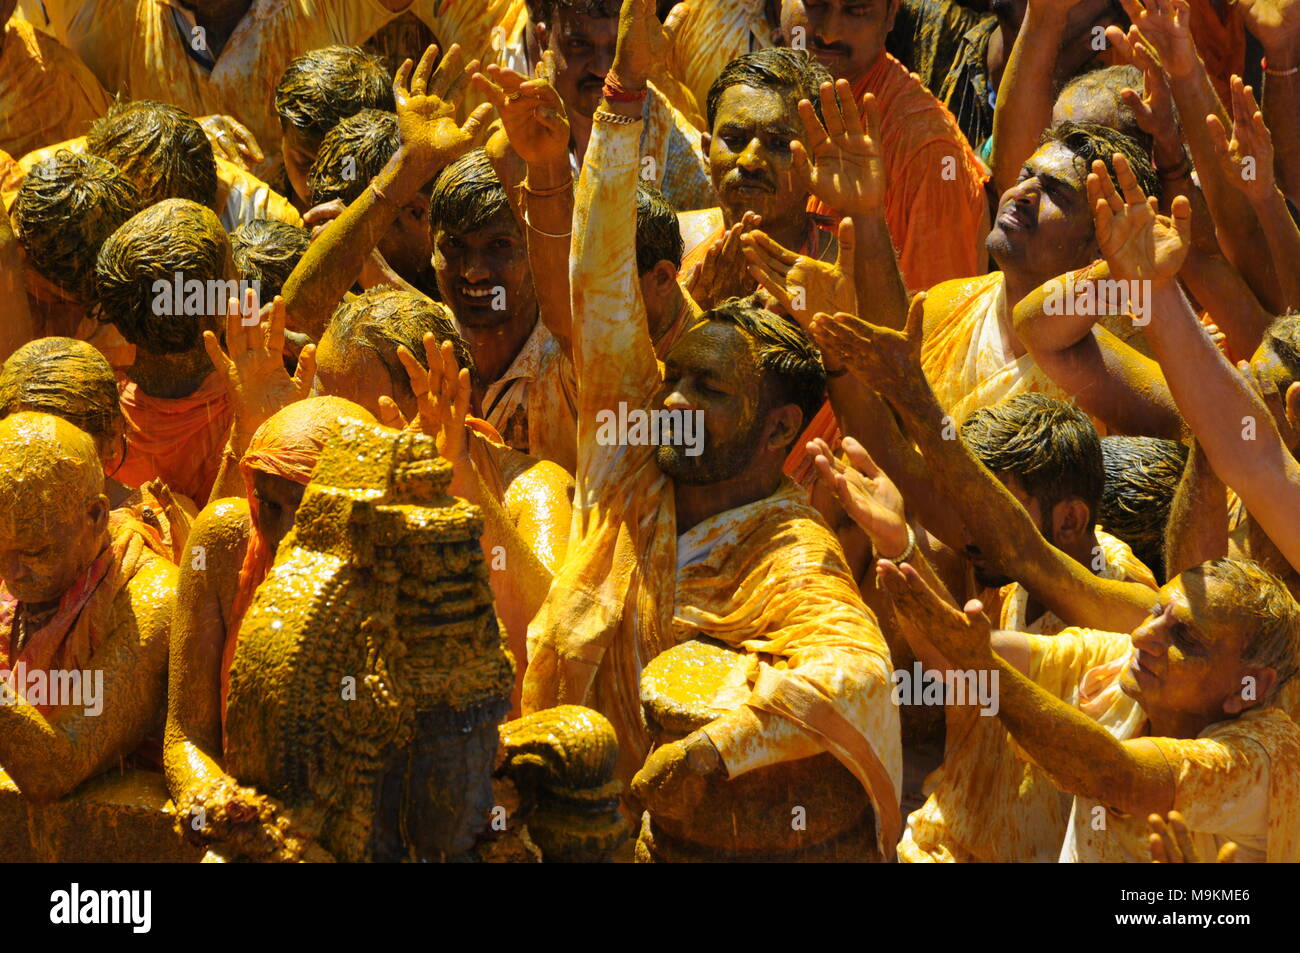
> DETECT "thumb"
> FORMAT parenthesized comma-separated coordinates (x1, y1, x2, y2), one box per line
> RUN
(462, 102, 494, 139)
(293, 344, 317, 395)
(840, 435, 881, 478)
(376, 396, 408, 430)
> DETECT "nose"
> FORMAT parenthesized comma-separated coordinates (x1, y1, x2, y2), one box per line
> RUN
(737, 138, 767, 172)
(1130, 613, 1170, 659)
(817, 8, 844, 44)
(461, 250, 491, 285)
(663, 387, 694, 411)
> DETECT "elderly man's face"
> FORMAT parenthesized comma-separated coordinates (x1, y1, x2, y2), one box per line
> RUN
(1121, 575, 1265, 721)
(781, 0, 899, 82)
(986, 141, 1098, 278)
(0, 495, 107, 605)
(708, 85, 808, 235)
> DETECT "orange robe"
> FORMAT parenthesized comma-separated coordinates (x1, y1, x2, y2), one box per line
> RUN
(0, 16, 110, 159)
(525, 109, 902, 854)
(833, 52, 988, 293)
(115, 371, 233, 506)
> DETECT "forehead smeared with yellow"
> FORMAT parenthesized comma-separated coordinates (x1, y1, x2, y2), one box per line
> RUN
(0, 412, 104, 537)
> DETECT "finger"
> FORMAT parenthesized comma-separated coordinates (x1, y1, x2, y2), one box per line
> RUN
(837, 79, 865, 138)
(430, 44, 463, 99)
(861, 92, 883, 149)
(746, 260, 795, 313)
(1170, 193, 1193, 245)
(462, 103, 494, 139)
(202, 329, 230, 372)
(1092, 158, 1124, 213)
(790, 139, 815, 193)
(225, 294, 245, 355)
(293, 343, 317, 394)
(1168, 811, 1198, 862)
(1105, 23, 1134, 62)
(1111, 152, 1146, 206)
(472, 71, 508, 110)
(841, 435, 882, 479)
(818, 82, 845, 139)
(412, 44, 439, 96)
(394, 58, 414, 98)
(376, 395, 409, 430)
(1205, 113, 1232, 161)
(1148, 814, 1173, 862)
(396, 345, 430, 398)
(744, 228, 801, 266)
(1216, 841, 1238, 863)
(904, 291, 926, 343)
(796, 98, 828, 153)
(836, 216, 857, 283)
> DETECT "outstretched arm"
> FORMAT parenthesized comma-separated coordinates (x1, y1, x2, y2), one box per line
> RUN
(1236, 0, 1300, 205)
(280, 45, 490, 338)
(474, 54, 576, 356)
(814, 295, 1158, 632)
(879, 561, 1176, 818)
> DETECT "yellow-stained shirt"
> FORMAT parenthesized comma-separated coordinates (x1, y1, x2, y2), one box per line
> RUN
(668, 0, 770, 115)
(898, 533, 1156, 863)
(0, 16, 111, 159)
(523, 112, 903, 855)
(44, 0, 525, 162)
(1027, 629, 1300, 863)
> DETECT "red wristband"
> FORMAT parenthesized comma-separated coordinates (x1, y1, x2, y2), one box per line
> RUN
(602, 71, 647, 102)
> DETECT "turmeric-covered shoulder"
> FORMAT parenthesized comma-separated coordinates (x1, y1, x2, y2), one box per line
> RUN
(179, 498, 251, 588)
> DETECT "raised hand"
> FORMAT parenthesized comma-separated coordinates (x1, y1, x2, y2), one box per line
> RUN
(1148, 810, 1238, 862)
(1117, 0, 1197, 79)
(197, 114, 265, 169)
(1235, 0, 1300, 55)
(1111, 36, 1185, 170)
(1087, 153, 1192, 284)
(394, 44, 492, 173)
(684, 211, 761, 310)
(809, 435, 909, 558)
(792, 83, 886, 218)
(876, 559, 993, 665)
(390, 333, 472, 468)
(203, 291, 315, 451)
(473, 52, 571, 169)
(809, 292, 928, 394)
(609, 0, 660, 93)
(1206, 77, 1277, 202)
(742, 217, 856, 331)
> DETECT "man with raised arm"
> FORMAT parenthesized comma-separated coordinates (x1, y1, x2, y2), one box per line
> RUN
(524, 0, 902, 856)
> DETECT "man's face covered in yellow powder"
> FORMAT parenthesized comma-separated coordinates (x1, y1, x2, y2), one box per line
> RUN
(0, 415, 109, 605)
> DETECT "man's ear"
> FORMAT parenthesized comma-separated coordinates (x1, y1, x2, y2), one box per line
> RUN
(884, 0, 903, 34)
(701, 130, 711, 157)
(649, 259, 678, 292)
(1050, 498, 1092, 546)
(1223, 666, 1277, 714)
(765, 403, 804, 453)
(87, 494, 109, 537)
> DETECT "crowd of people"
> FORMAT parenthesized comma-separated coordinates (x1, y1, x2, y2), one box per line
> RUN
(1, 0, 1299, 863)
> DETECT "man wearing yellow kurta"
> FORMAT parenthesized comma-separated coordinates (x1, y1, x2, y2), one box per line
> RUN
(0, 8, 111, 159)
(879, 554, 1300, 863)
(900, 529, 1156, 863)
(36, 0, 523, 164)
(522, 17, 902, 856)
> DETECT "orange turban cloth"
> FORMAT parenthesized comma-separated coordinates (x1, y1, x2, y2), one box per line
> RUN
(220, 396, 375, 731)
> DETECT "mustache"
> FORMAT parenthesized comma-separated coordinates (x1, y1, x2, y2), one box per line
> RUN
(810, 37, 851, 55)
(577, 73, 605, 89)
(723, 168, 776, 192)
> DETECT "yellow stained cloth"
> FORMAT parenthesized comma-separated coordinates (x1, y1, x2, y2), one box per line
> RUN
(2, 136, 301, 229)
(480, 316, 578, 469)
(1028, 629, 1300, 863)
(669, 0, 770, 114)
(47, 0, 524, 164)
(898, 533, 1156, 863)
(920, 271, 1075, 425)
(524, 110, 902, 853)
(0, 17, 111, 159)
